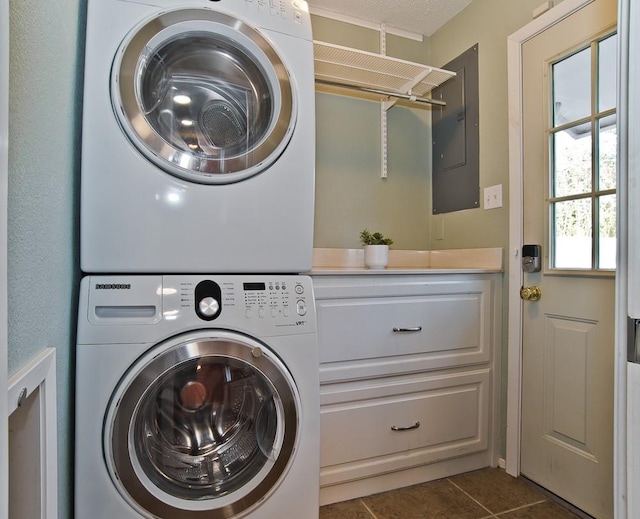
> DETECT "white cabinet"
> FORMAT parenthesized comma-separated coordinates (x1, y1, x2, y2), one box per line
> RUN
(313, 273, 501, 505)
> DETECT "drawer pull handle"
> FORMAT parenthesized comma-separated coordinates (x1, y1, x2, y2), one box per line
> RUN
(392, 326, 422, 333)
(391, 421, 420, 432)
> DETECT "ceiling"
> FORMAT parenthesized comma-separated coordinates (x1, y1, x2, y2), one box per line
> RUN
(306, 0, 473, 37)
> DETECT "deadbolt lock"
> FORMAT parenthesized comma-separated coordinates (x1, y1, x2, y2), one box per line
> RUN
(520, 285, 542, 301)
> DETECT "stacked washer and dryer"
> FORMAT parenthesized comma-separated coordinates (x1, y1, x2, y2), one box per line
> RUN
(75, 1, 319, 518)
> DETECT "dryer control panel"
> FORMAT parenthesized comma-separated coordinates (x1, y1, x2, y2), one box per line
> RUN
(244, 0, 312, 38)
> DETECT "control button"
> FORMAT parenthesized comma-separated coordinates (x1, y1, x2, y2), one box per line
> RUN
(245, 308, 253, 319)
(296, 299, 307, 316)
(271, 308, 278, 318)
(198, 297, 219, 318)
(195, 280, 222, 321)
(295, 284, 304, 294)
(283, 306, 290, 317)
(258, 307, 266, 318)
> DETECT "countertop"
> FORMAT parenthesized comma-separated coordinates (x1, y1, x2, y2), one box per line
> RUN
(308, 247, 503, 275)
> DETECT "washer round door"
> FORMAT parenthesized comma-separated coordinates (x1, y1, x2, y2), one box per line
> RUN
(104, 331, 300, 518)
(112, 8, 295, 184)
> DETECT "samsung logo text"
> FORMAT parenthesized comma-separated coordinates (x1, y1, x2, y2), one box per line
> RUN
(95, 283, 131, 290)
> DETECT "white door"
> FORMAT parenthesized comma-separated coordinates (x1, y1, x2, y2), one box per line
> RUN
(519, 0, 617, 517)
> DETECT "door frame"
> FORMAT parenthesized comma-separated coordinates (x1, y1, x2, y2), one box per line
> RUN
(0, 0, 9, 516)
(616, 1, 631, 518)
(505, 0, 599, 477)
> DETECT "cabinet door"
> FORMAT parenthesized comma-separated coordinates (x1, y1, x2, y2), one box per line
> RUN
(317, 279, 492, 382)
(320, 369, 491, 486)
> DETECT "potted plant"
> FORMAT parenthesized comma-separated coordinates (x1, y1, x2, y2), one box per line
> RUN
(360, 229, 393, 269)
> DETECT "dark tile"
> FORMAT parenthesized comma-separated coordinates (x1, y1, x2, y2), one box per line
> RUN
(319, 499, 373, 519)
(449, 468, 547, 514)
(497, 501, 581, 518)
(362, 479, 493, 519)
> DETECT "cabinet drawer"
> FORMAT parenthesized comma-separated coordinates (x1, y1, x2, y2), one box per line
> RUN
(317, 280, 491, 381)
(320, 369, 490, 486)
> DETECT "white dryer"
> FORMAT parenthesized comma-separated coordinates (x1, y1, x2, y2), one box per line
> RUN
(75, 274, 319, 518)
(81, 0, 315, 274)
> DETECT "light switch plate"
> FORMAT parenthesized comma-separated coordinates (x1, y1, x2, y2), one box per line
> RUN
(484, 184, 503, 210)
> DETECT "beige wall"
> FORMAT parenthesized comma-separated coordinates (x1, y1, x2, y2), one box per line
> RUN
(312, 15, 433, 250)
(312, 2, 564, 251)
(428, 0, 560, 251)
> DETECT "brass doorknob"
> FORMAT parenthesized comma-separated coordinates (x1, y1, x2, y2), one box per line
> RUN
(520, 285, 542, 301)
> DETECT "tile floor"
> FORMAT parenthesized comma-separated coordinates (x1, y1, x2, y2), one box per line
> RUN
(319, 468, 585, 519)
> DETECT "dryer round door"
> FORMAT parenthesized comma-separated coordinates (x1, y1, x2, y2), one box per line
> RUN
(104, 331, 300, 518)
(112, 8, 295, 184)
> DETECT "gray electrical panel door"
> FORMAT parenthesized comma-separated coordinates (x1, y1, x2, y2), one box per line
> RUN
(432, 44, 479, 214)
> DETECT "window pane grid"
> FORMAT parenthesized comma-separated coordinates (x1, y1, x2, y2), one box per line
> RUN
(597, 194, 616, 269)
(550, 190, 615, 204)
(548, 31, 616, 272)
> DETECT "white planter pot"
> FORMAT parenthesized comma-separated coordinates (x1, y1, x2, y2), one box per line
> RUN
(364, 245, 389, 269)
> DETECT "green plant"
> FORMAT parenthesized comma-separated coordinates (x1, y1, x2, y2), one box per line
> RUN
(360, 229, 393, 246)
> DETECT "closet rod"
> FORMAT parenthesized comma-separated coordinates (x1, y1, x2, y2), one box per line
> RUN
(315, 79, 446, 107)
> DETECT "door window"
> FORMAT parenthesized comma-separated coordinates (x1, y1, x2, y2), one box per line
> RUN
(138, 33, 272, 168)
(106, 336, 299, 518)
(549, 32, 617, 271)
(112, 9, 295, 184)
(135, 355, 281, 500)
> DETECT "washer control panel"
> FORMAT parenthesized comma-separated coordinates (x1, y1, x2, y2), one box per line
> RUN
(83, 275, 316, 335)
(187, 278, 310, 320)
(170, 275, 315, 333)
(80, 275, 316, 343)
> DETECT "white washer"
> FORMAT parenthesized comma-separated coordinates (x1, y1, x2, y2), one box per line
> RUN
(75, 274, 319, 518)
(81, 0, 315, 273)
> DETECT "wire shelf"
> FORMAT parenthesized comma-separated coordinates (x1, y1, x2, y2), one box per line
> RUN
(313, 41, 455, 100)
